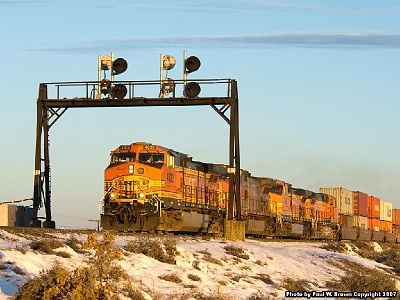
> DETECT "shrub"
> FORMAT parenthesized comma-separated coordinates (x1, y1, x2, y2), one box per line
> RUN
(54, 251, 71, 258)
(12, 266, 26, 275)
(223, 244, 250, 260)
(282, 277, 310, 292)
(326, 258, 398, 292)
(14, 232, 146, 300)
(158, 273, 182, 283)
(125, 236, 177, 264)
(252, 273, 274, 285)
(14, 245, 29, 254)
(65, 235, 84, 253)
(187, 273, 202, 282)
(197, 249, 224, 266)
(30, 239, 65, 254)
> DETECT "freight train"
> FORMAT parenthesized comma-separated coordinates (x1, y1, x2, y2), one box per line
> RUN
(100, 142, 399, 242)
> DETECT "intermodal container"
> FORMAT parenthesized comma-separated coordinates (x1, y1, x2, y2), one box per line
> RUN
(367, 196, 380, 219)
(353, 215, 368, 229)
(353, 191, 368, 217)
(393, 224, 400, 233)
(380, 200, 393, 222)
(368, 217, 380, 231)
(393, 209, 400, 225)
(320, 187, 353, 215)
(380, 220, 392, 233)
(339, 214, 354, 228)
(0, 204, 34, 227)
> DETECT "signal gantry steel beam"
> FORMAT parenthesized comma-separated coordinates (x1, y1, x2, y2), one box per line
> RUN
(32, 79, 241, 228)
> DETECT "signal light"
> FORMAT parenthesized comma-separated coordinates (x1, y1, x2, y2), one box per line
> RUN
(100, 79, 111, 95)
(97, 52, 128, 99)
(111, 84, 127, 99)
(112, 58, 128, 75)
(159, 54, 176, 98)
(185, 82, 201, 98)
(183, 52, 201, 97)
(185, 56, 201, 73)
(162, 55, 176, 71)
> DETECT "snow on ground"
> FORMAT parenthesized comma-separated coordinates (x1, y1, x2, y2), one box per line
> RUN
(0, 229, 396, 300)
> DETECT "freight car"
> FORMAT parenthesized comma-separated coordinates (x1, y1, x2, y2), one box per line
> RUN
(100, 142, 397, 242)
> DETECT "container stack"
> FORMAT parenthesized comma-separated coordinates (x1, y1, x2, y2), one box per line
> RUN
(379, 200, 393, 233)
(320, 187, 356, 239)
(392, 208, 400, 233)
(353, 191, 371, 240)
(353, 191, 368, 228)
(367, 196, 380, 231)
(320, 187, 353, 225)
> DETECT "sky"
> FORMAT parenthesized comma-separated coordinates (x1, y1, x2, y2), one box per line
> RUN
(0, 229, 392, 299)
(0, 0, 399, 229)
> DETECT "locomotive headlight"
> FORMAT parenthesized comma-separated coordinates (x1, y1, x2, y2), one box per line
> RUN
(129, 169, 133, 174)
(129, 165, 133, 169)
(110, 193, 115, 198)
(139, 193, 144, 198)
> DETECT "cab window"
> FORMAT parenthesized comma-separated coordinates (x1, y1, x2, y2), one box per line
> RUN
(111, 152, 136, 163)
(139, 153, 164, 163)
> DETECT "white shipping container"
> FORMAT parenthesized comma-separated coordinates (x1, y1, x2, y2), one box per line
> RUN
(0, 204, 34, 227)
(353, 215, 368, 229)
(0, 204, 18, 226)
(320, 187, 353, 215)
(380, 201, 393, 222)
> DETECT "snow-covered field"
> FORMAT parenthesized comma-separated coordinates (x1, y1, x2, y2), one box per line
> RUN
(0, 228, 396, 300)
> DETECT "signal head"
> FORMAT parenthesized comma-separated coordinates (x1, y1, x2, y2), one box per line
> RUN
(111, 84, 127, 99)
(185, 56, 201, 73)
(185, 82, 201, 97)
(163, 55, 176, 71)
(112, 58, 128, 75)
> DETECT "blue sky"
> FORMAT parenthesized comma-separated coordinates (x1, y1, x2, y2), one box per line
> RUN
(1, 0, 399, 229)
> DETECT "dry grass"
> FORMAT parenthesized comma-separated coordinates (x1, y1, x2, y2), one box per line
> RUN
(29, 238, 65, 254)
(197, 249, 224, 266)
(187, 273, 202, 282)
(326, 258, 399, 293)
(158, 273, 182, 283)
(125, 236, 178, 265)
(282, 277, 310, 292)
(252, 273, 274, 285)
(14, 232, 146, 300)
(223, 244, 250, 260)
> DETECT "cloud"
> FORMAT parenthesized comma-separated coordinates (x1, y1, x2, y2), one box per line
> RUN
(24, 31, 400, 53)
(235, 0, 394, 14)
(0, 0, 47, 5)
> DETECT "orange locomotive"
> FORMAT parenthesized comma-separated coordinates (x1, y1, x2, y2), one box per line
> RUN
(101, 142, 397, 242)
(101, 142, 340, 239)
(101, 142, 228, 234)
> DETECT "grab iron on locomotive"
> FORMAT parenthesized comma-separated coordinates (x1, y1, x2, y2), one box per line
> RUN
(100, 142, 398, 242)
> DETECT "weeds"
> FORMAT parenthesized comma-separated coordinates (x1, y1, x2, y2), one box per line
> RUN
(29, 238, 65, 254)
(158, 273, 182, 283)
(14, 232, 146, 300)
(223, 244, 250, 260)
(282, 277, 310, 292)
(326, 258, 398, 292)
(12, 266, 26, 275)
(14, 245, 28, 254)
(252, 273, 274, 285)
(197, 249, 224, 266)
(187, 273, 202, 282)
(125, 236, 177, 264)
